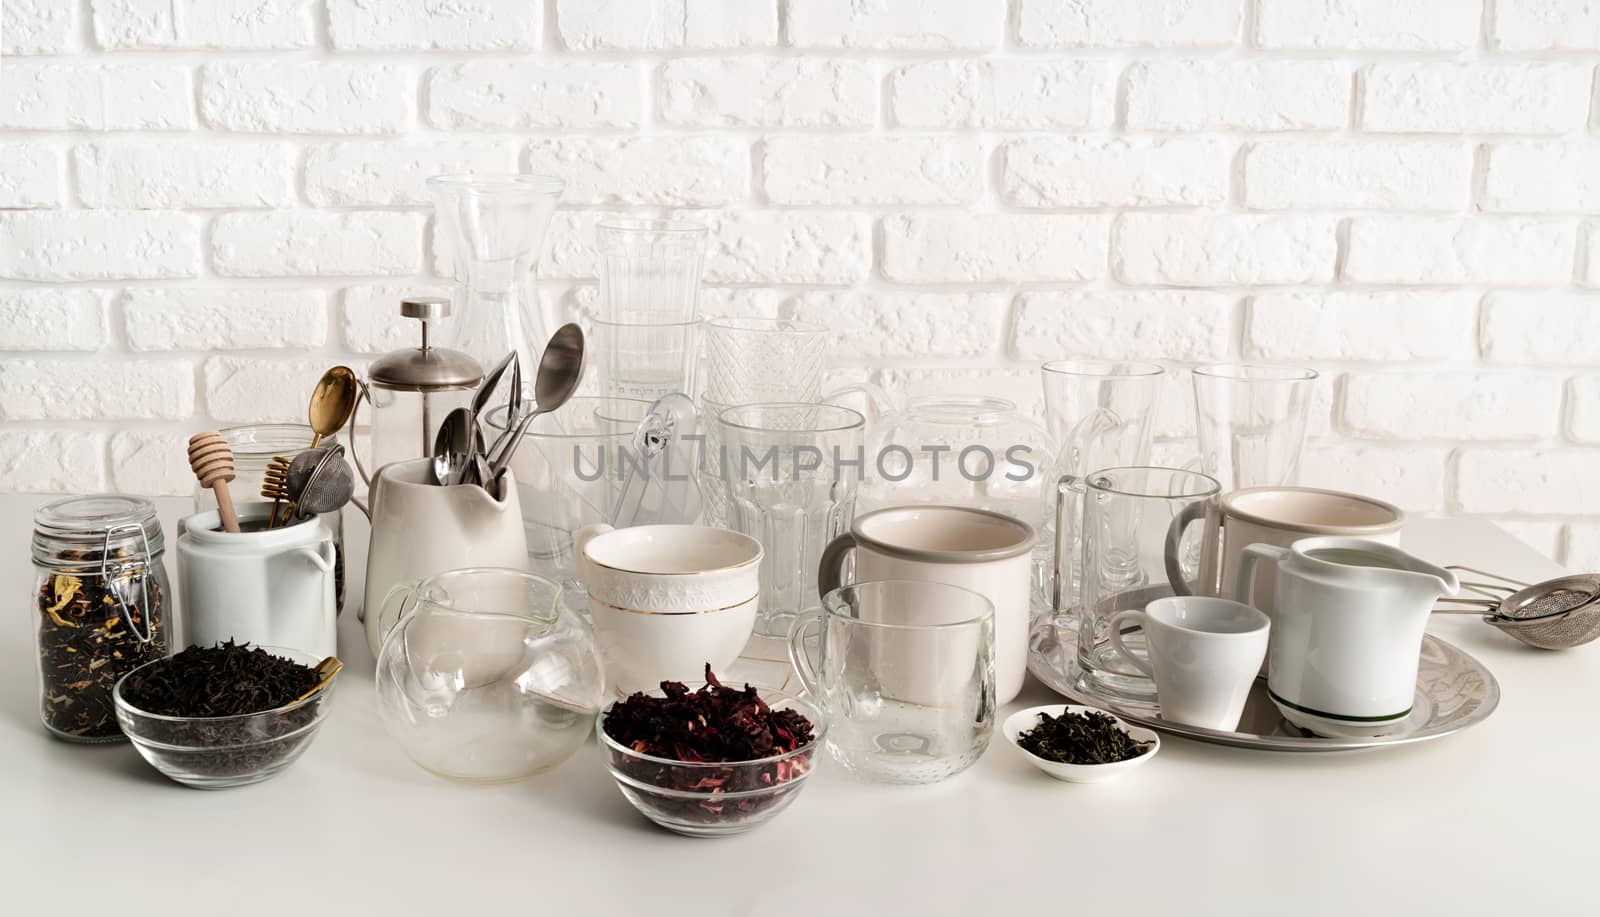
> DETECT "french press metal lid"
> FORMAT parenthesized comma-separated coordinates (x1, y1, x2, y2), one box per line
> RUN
(368, 297, 483, 392)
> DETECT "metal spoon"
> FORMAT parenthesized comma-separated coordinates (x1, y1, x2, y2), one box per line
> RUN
(463, 353, 517, 488)
(308, 366, 360, 449)
(432, 407, 474, 486)
(485, 324, 585, 480)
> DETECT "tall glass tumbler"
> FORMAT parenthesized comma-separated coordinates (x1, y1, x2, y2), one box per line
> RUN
(587, 318, 698, 403)
(1037, 361, 1165, 624)
(789, 580, 995, 785)
(596, 218, 708, 324)
(1192, 364, 1318, 491)
(718, 403, 865, 639)
(697, 318, 829, 527)
(1057, 467, 1220, 706)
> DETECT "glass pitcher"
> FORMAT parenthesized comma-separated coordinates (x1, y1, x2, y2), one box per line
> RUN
(428, 174, 564, 389)
(374, 568, 605, 784)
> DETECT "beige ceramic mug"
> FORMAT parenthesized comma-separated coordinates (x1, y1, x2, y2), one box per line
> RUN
(818, 505, 1035, 705)
(1165, 486, 1406, 617)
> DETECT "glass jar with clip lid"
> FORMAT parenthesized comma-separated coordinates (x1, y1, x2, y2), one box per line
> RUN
(31, 495, 171, 743)
(349, 297, 485, 502)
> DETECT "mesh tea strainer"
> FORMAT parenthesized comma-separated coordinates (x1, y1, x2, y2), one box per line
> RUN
(1434, 565, 1600, 650)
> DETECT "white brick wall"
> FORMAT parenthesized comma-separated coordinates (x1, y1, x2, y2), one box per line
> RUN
(0, 0, 1594, 567)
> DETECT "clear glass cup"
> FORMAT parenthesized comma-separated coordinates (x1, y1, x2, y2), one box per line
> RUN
(587, 317, 699, 403)
(482, 397, 650, 609)
(374, 568, 606, 784)
(1037, 361, 1165, 627)
(717, 403, 865, 639)
(596, 218, 708, 324)
(698, 317, 829, 527)
(428, 174, 564, 376)
(1054, 467, 1221, 706)
(196, 424, 347, 615)
(789, 580, 995, 785)
(1191, 363, 1318, 491)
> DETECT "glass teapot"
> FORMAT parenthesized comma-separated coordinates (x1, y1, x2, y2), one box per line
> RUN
(830, 385, 1055, 526)
(374, 568, 605, 783)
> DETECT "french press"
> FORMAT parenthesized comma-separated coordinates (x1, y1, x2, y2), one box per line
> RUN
(348, 297, 483, 490)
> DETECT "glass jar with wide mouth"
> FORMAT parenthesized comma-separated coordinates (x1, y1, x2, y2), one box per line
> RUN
(32, 495, 171, 743)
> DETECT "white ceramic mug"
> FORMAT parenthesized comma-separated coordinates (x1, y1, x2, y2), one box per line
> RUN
(574, 523, 761, 695)
(1109, 596, 1269, 732)
(1167, 486, 1405, 617)
(364, 458, 528, 655)
(818, 505, 1035, 705)
(177, 503, 338, 658)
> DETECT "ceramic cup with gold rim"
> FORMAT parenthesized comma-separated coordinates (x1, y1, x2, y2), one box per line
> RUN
(574, 523, 762, 695)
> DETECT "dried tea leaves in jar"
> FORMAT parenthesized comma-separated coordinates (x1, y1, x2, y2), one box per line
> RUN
(1017, 710, 1151, 765)
(36, 557, 167, 741)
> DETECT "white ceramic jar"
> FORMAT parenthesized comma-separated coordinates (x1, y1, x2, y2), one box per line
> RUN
(574, 524, 761, 695)
(177, 504, 337, 658)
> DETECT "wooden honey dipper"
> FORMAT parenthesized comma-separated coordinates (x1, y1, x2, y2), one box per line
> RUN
(187, 432, 241, 534)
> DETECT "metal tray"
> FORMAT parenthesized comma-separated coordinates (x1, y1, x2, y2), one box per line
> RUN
(1028, 624, 1500, 752)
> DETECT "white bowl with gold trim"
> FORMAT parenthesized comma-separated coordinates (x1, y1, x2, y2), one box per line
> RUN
(574, 524, 761, 694)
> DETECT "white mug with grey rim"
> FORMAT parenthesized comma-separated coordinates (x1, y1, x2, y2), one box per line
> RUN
(818, 505, 1036, 705)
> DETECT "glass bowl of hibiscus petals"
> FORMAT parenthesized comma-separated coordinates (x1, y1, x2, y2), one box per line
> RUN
(598, 667, 825, 837)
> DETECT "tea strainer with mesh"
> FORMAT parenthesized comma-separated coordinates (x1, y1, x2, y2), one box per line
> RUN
(1434, 565, 1600, 650)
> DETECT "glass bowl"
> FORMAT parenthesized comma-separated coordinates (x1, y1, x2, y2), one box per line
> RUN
(375, 569, 607, 784)
(112, 647, 337, 789)
(597, 685, 825, 837)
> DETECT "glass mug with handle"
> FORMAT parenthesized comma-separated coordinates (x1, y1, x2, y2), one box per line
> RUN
(1052, 467, 1221, 706)
(788, 580, 995, 785)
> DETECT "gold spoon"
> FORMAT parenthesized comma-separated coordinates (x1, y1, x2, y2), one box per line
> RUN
(308, 366, 359, 449)
(291, 656, 345, 706)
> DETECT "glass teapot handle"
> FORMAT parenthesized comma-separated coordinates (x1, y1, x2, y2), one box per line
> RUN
(375, 579, 423, 654)
(822, 382, 895, 426)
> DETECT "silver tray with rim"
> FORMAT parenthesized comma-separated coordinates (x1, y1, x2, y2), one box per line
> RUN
(1028, 621, 1501, 752)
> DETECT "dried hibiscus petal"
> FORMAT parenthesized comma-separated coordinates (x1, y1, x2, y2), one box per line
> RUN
(602, 664, 817, 825)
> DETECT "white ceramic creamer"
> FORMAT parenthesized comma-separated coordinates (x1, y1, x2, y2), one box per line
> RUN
(178, 503, 337, 658)
(364, 458, 527, 655)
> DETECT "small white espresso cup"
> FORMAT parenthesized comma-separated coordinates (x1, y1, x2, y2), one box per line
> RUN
(1108, 596, 1269, 732)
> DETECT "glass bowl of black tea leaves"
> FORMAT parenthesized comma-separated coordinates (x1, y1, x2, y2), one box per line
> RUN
(598, 670, 825, 837)
(113, 643, 338, 789)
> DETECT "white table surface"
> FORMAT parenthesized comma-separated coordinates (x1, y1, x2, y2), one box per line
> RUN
(2, 495, 1595, 916)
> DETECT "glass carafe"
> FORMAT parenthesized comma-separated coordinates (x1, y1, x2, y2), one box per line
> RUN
(428, 174, 564, 392)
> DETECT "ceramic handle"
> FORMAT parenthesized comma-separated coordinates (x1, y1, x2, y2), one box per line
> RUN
(787, 612, 824, 696)
(1236, 543, 1290, 610)
(816, 532, 857, 598)
(1163, 500, 1209, 596)
(1107, 610, 1155, 677)
(293, 541, 337, 574)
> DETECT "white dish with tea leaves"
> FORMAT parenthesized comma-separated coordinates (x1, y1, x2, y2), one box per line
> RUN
(1003, 704, 1160, 784)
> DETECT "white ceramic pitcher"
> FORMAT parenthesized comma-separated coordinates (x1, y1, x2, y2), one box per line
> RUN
(1237, 535, 1459, 738)
(363, 458, 528, 655)
(178, 503, 337, 658)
